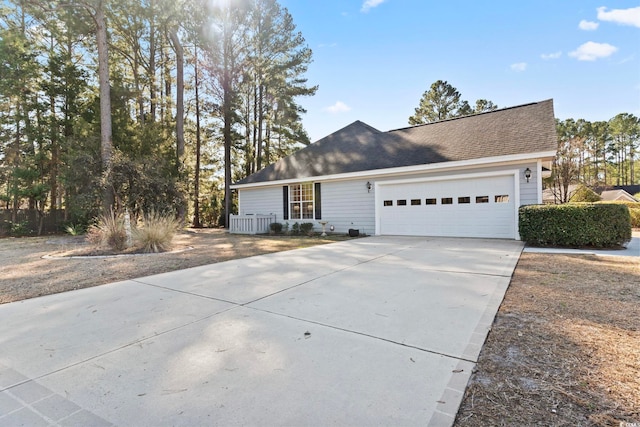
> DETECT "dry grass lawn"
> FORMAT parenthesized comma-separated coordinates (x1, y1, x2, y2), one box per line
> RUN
(454, 253, 640, 426)
(0, 229, 347, 304)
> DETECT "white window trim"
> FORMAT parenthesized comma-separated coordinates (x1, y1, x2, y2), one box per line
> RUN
(289, 183, 315, 220)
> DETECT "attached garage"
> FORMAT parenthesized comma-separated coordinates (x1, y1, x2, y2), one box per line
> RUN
(232, 100, 558, 240)
(377, 173, 518, 239)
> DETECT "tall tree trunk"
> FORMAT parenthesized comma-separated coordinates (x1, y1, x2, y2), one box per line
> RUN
(192, 47, 201, 228)
(256, 84, 264, 170)
(149, 0, 156, 122)
(134, 55, 144, 124)
(168, 27, 185, 222)
(49, 95, 58, 211)
(222, 23, 233, 228)
(253, 82, 259, 172)
(223, 80, 232, 228)
(94, 2, 114, 215)
(243, 85, 252, 177)
(164, 43, 171, 125)
(49, 34, 58, 211)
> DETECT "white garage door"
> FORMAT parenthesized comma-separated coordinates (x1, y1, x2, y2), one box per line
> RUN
(378, 175, 516, 238)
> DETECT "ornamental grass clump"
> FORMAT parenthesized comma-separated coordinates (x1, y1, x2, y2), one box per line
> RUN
(133, 211, 179, 253)
(86, 212, 128, 251)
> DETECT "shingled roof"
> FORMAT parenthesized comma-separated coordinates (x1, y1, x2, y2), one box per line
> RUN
(235, 99, 557, 185)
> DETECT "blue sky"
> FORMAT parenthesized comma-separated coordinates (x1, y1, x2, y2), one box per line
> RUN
(278, 1, 640, 142)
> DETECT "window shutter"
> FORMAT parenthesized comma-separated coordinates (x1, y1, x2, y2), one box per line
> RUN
(283, 186, 289, 220)
(314, 182, 321, 220)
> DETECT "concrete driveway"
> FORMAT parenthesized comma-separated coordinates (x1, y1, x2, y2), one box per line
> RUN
(0, 236, 523, 427)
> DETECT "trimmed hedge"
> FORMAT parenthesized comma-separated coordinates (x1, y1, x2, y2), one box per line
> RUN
(595, 201, 640, 228)
(519, 203, 632, 248)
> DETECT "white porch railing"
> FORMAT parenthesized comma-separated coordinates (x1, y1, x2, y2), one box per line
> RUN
(229, 214, 276, 235)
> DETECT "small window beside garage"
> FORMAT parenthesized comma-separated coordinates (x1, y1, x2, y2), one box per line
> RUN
(397, 199, 407, 206)
(425, 198, 437, 205)
(411, 199, 421, 206)
(495, 195, 510, 203)
(476, 196, 489, 203)
(458, 196, 470, 204)
(383, 200, 393, 206)
(441, 197, 453, 205)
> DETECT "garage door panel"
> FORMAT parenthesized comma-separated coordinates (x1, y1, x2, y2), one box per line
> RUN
(378, 175, 515, 239)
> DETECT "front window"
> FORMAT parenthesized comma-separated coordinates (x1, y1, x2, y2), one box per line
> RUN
(290, 183, 314, 219)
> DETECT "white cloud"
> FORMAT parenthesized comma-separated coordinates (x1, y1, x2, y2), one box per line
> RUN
(325, 101, 351, 114)
(361, 0, 385, 13)
(510, 62, 527, 72)
(597, 6, 640, 28)
(578, 20, 599, 30)
(541, 51, 562, 60)
(569, 41, 618, 61)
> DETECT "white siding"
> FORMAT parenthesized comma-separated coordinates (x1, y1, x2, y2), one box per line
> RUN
(236, 161, 544, 237)
(322, 180, 375, 235)
(239, 187, 284, 220)
(518, 162, 539, 205)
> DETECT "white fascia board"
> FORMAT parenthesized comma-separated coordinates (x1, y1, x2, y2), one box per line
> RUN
(375, 168, 519, 186)
(230, 150, 557, 190)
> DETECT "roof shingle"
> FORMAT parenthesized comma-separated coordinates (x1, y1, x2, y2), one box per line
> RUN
(235, 99, 557, 185)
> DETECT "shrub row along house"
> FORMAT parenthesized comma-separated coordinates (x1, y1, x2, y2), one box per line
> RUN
(230, 99, 557, 239)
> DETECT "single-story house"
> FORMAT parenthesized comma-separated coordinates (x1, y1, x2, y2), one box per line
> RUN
(600, 189, 638, 202)
(543, 185, 639, 203)
(230, 99, 558, 240)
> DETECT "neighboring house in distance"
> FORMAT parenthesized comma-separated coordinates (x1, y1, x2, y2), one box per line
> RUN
(600, 189, 638, 202)
(543, 185, 640, 203)
(231, 99, 558, 240)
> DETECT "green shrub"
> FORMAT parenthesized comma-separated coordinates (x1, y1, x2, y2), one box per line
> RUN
(269, 222, 283, 234)
(300, 222, 314, 236)
(64, 223, 86, 236)
(133, 211, 179, 253)
(569, 185, 601, 202)
(519, 203, 631, 248)
(87, 212, 128, 251)
(630, 209, 640, 228)
(8, 220, 32, 237)
(291, 222, 300, 235)
(596, 201, 640, 228)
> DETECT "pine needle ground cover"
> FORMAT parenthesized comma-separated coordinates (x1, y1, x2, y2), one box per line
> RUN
(455, 253, 639, 426)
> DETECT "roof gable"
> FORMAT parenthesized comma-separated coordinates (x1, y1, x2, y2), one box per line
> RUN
(235, 99, 557, 185)
(600, 189, 638, 202)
